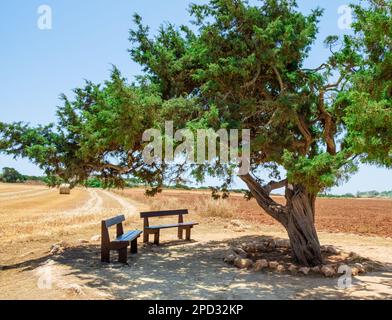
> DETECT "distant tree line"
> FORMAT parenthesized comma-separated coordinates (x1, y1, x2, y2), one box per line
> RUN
(319, 190, 392, 199)
(1, 167, 390, 199)
(0, 167, 48, 184)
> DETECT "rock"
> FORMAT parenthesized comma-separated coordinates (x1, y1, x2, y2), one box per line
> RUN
(299, 267, 310, 275)
(254, 259, 269, 271)
(368, 263, 377, 272)
(268, 261, 279, 269)
(326, 246, 340, 255)
(288, 264, 298, 274)
(64, 284, 84, 296)
(243, 243, 257, 253)
(50, 244, 64, 255)
(349, 252, 361, 260)
(234, 258, 253, 269)
(354, 263, 366, 273)
(230, 219, 244, 228)
(275, 239, 290, 248)
(351, 267, 360, 276)
(321, 265, 336, 277)
(267, 240, 276, 249)
(233, 227, 245, 233)
(77, 239, 89, 244)
(224, 254, 238, 264)
(311, 266, 321, 273)
(90, 235, 101, 242)
(276, 264, 286, 273)
(232, 247, 248, 258)
(57, 240, 70, 248)
(255, 243, 266, 252)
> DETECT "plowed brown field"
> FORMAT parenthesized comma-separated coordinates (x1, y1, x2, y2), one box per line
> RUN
(116, 188, 392, 238)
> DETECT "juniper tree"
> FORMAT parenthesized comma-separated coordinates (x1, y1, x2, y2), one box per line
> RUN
(0, 0, 390, 266)
(127, 0, 391, 265)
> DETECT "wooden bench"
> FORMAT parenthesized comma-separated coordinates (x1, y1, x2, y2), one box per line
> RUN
(140, 209, 198, 245)
(101, 215, 142, 264)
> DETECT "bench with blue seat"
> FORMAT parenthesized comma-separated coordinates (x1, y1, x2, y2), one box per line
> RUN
(101, 215, 142, 263)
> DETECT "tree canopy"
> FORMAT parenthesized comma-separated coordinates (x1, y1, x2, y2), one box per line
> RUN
(0, 167, 26, 183)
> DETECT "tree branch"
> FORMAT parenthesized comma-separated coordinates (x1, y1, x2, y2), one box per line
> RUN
(303, 63, 328, 72)
(295, 114, 313, 153)
(240, 173, 288, 226)
(264, 179, 288, 195)
(242, 64, 261, 88)
(322, 74, 345, 91)
(271, 65, 285, 92)
(318, 90, 337, 155)
(87, 163, 132, 174)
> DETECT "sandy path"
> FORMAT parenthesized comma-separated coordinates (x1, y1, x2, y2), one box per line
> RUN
(1, 185, 391, 300)
(5, 227, 390, 300)
(60, 189, 104, 217)
(2, 217, 392, 300)
(99, 190, 138, 217)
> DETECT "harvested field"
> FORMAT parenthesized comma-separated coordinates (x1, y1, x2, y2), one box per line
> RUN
(115, 188, 392, 238)
(1, 183, 391, 300)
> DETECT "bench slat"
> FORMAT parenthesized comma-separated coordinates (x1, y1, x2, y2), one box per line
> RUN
(140, 209, 188, 218)
(104, 214, 125, 228)
(114, 230, 142, 242)
(146, 222, 198, 230)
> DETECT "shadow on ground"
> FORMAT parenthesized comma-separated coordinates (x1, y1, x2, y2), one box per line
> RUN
(2, 235, 392, 300)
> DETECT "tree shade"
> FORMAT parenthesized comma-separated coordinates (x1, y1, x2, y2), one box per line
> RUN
(0, 0, 390, 266)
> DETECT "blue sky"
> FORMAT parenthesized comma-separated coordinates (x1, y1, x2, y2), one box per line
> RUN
(0, 0, 390, 193)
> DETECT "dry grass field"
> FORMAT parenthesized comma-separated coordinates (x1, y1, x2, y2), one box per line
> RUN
(1, 183, 392, 300)
(115, 188, 392, 237)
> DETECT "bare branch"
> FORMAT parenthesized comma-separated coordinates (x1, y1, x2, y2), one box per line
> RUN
(303, 63, 328, 72)
(240, 173, 289, 226)
(318, 90, 337, 155)
(264, 179, 288, 195)
(87, 163, 132, 174)
(322, 74, 345, 91)
(271, 65, 285, 92)
(295, 114, 313, 153)
(242, 64, 261, 88)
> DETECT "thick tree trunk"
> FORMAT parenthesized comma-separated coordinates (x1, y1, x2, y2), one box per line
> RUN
(241, 174, 323, 267)
(285, 185, 323, 266)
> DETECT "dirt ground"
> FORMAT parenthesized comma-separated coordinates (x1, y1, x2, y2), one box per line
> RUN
(0, 183, 391, 300)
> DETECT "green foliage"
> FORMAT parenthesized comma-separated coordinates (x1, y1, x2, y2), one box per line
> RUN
(341, 0, 392, 167)
(0, 0, 390, 196)
(0, 167, 26, 183)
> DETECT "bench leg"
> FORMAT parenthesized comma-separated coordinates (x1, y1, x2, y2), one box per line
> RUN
(101, 247, 110, 263)
(186, 227, 191, 241)
(178, 227, 183, 240)
(118, 247, 128, 264)
(154, 230, 160, 245)
(143, 231, 149, 243)
(131, 238, 138, 254)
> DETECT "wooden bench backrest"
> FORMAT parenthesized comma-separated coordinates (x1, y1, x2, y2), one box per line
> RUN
(140, 209, 188, 218)
(104, 215, 125, 228)
(102, 215, 125, 244)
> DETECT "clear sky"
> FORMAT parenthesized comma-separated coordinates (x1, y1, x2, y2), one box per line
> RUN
(0, 0, 390, 194)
